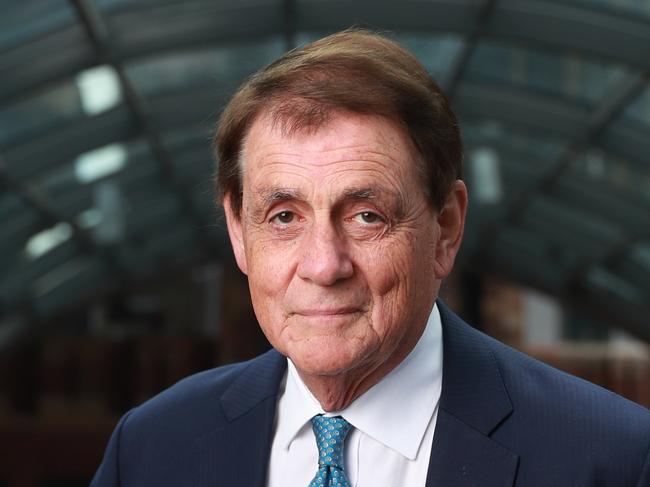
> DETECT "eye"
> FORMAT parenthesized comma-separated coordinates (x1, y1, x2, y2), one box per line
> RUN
(354, 211, 383, 224)
(270, 211, 295, 225)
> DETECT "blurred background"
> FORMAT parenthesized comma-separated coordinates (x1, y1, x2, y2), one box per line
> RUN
(1, 0, 650, 485)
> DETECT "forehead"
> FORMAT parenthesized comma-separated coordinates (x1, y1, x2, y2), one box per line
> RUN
(241, 110, 423, 192)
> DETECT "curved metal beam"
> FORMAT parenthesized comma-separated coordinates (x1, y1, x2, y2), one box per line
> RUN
(444, 0, 498, 100)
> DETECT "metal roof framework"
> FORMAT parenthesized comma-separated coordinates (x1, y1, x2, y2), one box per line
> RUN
(1, 0, 650, 342)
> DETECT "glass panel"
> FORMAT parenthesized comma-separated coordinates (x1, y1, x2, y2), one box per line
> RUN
(0, 16, 95, 107)
(1, 238, 80, 312)
(124, 191, 183, 239)
(76, 65, 123, 116)
(162, 128, 214, 194)
(104, 0, 283, 52)
(0, 0, 76, 51)
(622, 85, 650, 130)
(520, 194, 624, 258)
(0, 202, 43, 274)
(31, 255, 106, 316)
(0, 205, 43, 253)
(97, 0, 275, 13)
(462, 119, 565, 178)
(390, 34, 463, 81)
(462, 118, 567, 214)
(30, 139, 153, 218)
(172, 149, 213, 189)
(551, 177, 650, 236)
(490, 227, 568, 291)
(584, 266, 644, 304)
(629, 241, 650, 271)
(462, 119, 565, 163)
(1, 64, 125, 149)
(24, 222, 73, 260)
(19, 137, 206, 251)
(125, 40, 285, 98)
(117, 218, 198, 275)
(497, 222, 582, 272)
(192, 187, 221, 226)
(565, 148, 650, 206)
(141, 219, 196, 256)
(559, 0, 650, 20)
(0, 80, 83, 148)
(0, 192, 24, 221)
(614, 241, 650, 295)
(466, 41, 631, 106)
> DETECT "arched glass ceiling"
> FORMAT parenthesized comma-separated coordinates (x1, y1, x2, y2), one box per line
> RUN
(1, 0, 649, 342)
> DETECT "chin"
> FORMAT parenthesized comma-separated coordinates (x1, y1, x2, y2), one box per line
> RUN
(290, 353, 346, 376)
(288, 340, 372, 378)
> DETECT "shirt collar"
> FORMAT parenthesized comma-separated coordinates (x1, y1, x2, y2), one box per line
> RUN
(278, 303, 443, 460)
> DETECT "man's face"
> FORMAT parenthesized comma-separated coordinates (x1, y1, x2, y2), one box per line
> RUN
(225, 110, 464, 382)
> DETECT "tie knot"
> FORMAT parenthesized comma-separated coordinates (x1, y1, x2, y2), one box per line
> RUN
(311, 415, 352, 469)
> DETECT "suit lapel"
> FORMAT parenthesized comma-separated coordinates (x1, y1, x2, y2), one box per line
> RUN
(426, 302, 519, 486)
(196, 350, 287, 487)
(426, 409, 518, 487)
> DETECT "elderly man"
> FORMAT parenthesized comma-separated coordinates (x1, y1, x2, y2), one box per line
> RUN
(93, 30, 650, 486)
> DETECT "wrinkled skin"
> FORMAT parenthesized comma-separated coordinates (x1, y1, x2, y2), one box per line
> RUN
(224, 110, 467, 411)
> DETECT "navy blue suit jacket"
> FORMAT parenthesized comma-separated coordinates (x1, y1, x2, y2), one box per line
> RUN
(92, 302, 650, 486)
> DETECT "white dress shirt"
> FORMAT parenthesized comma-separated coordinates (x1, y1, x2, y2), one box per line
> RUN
(267, 304, 443, 486)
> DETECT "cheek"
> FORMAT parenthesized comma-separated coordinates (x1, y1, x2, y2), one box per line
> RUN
(357, 244, 416, 333)
(363, 233, 426, 295)
(247, 265, 287, 317)
(364, 251, 407, 298)
(246, 271, 289, 352)
(246, 234, 299, 284)
(361, 231, 438, 324)
(245, 239, 300, 325)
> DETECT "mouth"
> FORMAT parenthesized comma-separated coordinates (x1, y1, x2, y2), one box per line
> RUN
(293, 307, 361, 317)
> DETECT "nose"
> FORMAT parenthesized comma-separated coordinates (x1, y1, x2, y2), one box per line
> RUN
(296, 218, 353, 286)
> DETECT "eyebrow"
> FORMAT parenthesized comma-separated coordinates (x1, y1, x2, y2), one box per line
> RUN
(343, 187, 377, 200)
(259, 186, 381, 203)
(255, 187, 306, 207)
(253, 185, 405, 216)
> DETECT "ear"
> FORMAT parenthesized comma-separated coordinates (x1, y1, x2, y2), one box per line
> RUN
(434, 180, 468, 279)
(223, 193, 248, 275)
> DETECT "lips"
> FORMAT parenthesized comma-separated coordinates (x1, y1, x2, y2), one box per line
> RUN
(294, 307, 361, 316)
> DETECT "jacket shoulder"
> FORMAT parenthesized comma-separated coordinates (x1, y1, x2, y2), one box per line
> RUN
(484, 330, 650, 483)
(92, 349, 286, 486)
(121, 349, 283, 453)
(438, 300, 650, 485)
(487, 332, 650, 423)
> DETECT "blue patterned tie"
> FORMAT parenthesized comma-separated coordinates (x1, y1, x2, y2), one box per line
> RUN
(309, 415, 352, 487)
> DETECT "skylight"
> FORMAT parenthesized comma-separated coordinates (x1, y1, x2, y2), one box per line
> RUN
(77, 207, 104, 229)
(471, 147, 502, 203)
(74, 143, 127, 184)
(25, 222, 73, 259)
(75, 64, 122, 115)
